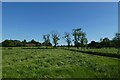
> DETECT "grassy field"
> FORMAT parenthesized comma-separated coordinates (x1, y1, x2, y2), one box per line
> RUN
(2, 47, 120, 78)
(65, 47, 119, 54)
(63, 47, 120, 59)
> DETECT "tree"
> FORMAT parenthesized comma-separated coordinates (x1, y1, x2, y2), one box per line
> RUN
(2, 40, 14, 47)
(82, 37, 88, 47)
(72, 28, 81, 49)
(72, 28, 87, 49)
(22, 39, 27, 47)
(101, 37, 110, 47)
(30, 39, 36, 44)
(13, 40, 22, 47)
(64, 32, 71, 49)
(100, 38, 103, 42)
(80, 32, 88, 47)
(112, 33, 120, 53)
(2, 39, 42, 47)
(42, 34, 52, 46)
(0, 42, 2, 47)
(51, 32, 60, 47)
(112, 33, 120, 49)
(88, 41, 101, 48)
(88, 41, 96, 48)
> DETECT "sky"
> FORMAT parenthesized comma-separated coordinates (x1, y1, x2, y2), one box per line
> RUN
(2, 2, 118, 45)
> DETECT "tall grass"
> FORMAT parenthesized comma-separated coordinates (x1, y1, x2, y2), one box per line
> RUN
(2, 47, 120, 78)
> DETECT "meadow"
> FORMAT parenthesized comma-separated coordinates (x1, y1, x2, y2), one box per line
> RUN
(2, 47, 120, 78)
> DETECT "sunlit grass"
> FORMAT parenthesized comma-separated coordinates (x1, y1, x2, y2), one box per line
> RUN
(2, 47, 119, 78)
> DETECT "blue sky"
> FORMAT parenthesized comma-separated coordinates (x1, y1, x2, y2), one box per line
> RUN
(2, 2, 118, 45)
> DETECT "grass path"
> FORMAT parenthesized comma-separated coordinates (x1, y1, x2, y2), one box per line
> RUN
(63, 48, 120, 59)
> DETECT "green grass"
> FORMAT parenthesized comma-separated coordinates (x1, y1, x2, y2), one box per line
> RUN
(68, 47, 119, 54)
(2, 47, 120, 78)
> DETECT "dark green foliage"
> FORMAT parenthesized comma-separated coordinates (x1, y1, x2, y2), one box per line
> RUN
(88, 33, 120, 48)
(64, 32, 71, 48)
(88, 41, 101, 48)
(22, 39, 27, 46)
(2, 40, 16, 47)
(72, 28, 88, 49)
(51, 32, 60, 47)
(2, 39, 41, 47)
(30, 39, 36, 44)
(1, 30, 119, 49)
(42, 34, 52, 46)
(112, 33, 120, 48)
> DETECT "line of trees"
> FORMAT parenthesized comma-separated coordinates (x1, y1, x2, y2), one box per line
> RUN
(1, 39, 41, 47)
(88, 33, 120, 48)
(1, 28, 120, 49)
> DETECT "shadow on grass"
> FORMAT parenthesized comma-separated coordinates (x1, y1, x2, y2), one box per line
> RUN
(63, 48, 120, 59)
